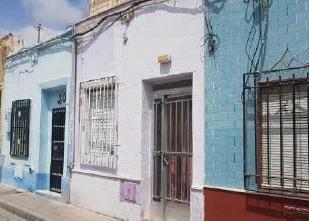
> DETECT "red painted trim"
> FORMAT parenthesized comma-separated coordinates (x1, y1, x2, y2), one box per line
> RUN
(204, 187, 309, 221)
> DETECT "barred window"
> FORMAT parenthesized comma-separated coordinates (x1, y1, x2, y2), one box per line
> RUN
(10, 99, 31, 158)
(259, 79, 309, 191)
(80, 77, 118, 172)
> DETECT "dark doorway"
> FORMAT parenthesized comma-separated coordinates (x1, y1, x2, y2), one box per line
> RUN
(50, 108, 66, 193)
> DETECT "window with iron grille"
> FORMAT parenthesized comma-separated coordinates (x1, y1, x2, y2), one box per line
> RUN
(260, 79, 308, 190)
(10, 99, 31, 158)
(79, 77, 118, 172)
(243, 67, 309, 194)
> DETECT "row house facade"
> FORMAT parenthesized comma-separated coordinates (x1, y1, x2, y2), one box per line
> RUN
(5, 0, 309, 221)
(204, 0, 309, 221)
(70, 0, 205, 220)
(0, 30, 74, 202)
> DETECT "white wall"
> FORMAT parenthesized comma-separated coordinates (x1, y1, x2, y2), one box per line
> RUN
(72, 0, 204, 220)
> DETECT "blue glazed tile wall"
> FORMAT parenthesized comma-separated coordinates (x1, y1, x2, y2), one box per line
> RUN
(205, 0, 309, 189)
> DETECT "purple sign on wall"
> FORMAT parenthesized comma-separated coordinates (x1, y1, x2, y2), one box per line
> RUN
(120, 181, 141, 204)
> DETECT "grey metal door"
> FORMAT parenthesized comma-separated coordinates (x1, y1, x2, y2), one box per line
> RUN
(153, 93, 192, 218)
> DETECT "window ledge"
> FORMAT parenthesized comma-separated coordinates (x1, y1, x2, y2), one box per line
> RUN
(256, 188, 309, 201)
(205, 186, 309, 202)
(71, 168, 141, 183)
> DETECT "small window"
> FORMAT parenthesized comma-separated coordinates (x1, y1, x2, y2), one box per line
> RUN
(258, 79, 309, 191)
(80, 77, 118, 172)
(10, 99, 31, 158)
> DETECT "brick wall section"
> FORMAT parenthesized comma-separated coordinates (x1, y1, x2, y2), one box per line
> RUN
(205, 0, 309, 189)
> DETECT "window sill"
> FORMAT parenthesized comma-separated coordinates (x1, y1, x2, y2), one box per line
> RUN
(206, 186, 309, 202)
(71, 168, 141, 183)
(256, 187, 309, 201)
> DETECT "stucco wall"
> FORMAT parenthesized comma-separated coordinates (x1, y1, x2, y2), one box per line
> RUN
(205, 0, 309, 189)
(1, 40, 73, 195)
(204, 187, 309, 221)
(71, 0, 205, 220)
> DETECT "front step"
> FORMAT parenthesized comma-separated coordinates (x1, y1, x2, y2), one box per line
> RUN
(35, 190, 65, 203)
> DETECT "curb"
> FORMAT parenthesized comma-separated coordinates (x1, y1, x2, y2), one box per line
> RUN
(0, 198, 45, 221)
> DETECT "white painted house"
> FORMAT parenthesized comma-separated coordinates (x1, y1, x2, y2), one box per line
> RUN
(0, 30, 73, 202)
(71, 0, 205, 220)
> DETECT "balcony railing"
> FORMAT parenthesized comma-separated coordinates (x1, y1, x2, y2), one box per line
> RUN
(90, 0, 127, 16)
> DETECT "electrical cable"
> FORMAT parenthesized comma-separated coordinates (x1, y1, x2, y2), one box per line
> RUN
(250, 0, 263, 72)
(9, 0, 171, 59)
(245, 0, 270, 73)
(74, 0, 170, 39)
(203, 0, 219, 55)
(7, 33, 72, 60)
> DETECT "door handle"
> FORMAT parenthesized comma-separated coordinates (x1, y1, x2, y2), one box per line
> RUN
(163, 155, 169, 166)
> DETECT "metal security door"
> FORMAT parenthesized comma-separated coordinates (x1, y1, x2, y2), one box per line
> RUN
(50, 108, 66, 193)
(153, 93, 192, 220)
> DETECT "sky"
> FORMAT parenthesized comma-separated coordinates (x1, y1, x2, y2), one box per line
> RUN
(0, 0, 87, 46)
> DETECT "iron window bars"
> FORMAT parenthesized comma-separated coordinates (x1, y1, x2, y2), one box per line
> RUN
(153, 95, 193, 204)
(79, 76, 118, 172)
(10, 99, 31, 159)
(243, 65, 309, 194)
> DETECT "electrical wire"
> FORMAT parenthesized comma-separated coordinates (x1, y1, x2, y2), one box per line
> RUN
(74, 0, 170, 39)
(203, 0, 219, 55)
(7, 31, 72, 60)
(245, 0, 270, 73)
(9, 0, 171, 59)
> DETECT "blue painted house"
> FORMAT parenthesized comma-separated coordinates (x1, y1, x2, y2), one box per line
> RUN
(0, 29, 74, 202)
(204, 0, 309, 220)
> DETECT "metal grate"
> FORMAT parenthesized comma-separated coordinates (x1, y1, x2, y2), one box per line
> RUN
(153, 99, 162, 199)
(10, 99, 31, 159)
(79, 77, 118, 172)
(243, 66, 309, 194)
(50, 108, 66, 193)
(153, 94, 192, 204)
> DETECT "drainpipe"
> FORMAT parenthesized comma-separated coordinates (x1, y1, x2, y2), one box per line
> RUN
(67, 28, 78, 204)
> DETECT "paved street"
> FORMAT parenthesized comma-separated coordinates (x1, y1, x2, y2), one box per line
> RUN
(0, 207, 26, 221)
(0, 185, 116, 221)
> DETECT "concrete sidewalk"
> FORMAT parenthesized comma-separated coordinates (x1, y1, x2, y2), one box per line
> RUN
(0, 185, 116, 221)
